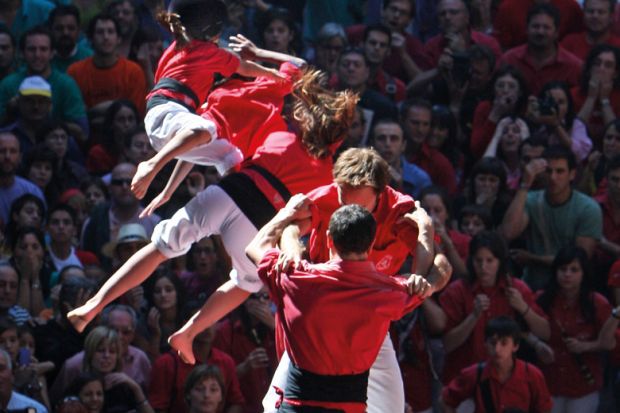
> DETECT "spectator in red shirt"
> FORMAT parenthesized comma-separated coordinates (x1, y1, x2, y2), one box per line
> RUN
(362, 24, 406, 103)
(440, 316, 553, 413)
(498, 4, 583, 96)
(493, 0, 584, 50)
(561, 0, 620, 61)
(535, 246, 617, 413)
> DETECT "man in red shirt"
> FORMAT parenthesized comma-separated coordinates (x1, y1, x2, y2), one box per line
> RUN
(493, 0, 584, 50)
(561, 0, 620, 60)
(498, 3, 583, 96)
(246, 199, 434, 413)
(440, 316, 553, 413)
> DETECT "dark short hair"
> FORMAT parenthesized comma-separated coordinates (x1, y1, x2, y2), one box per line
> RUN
(583, 0, 617, 13)
(526, 3, 561, 29)
(48, 4, 81, 26)
(466, 231, 509, 285)
(419, 185, 452, 218)
(339, 47, 370, 67)
(580, 44, 620, 93)
(363, 24, 392, 44)
(87, 13, 120, 39)
(490, 65, 529, 114)
(543, 145, 577, 171)
(485, 316, 521, 344)
(518, 135, 548, 157)
(458, 204, 493, 230)
(382, 0, 415, 15)
(19, 25, 53, 51)
(369, 117, 403, 144)
(184, 365, 226, 406)
(0, 26, 16, 48)
(59, 276, 97, 316)
(0, 315, 18, 336)
(328, 205, 377, 255)
(468, 44, 496, 69)
(47, 203, 77, 225)
(400, 98, 432, 121)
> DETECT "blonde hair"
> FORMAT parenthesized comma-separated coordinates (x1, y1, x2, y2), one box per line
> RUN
(83, 326, 122, 373)
(292, 68, 359, 158)
(157, 11, 190, 49)
(333, 147, 390, 192)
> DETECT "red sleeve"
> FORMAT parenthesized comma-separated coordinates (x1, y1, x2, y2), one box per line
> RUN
(441, 364, 478, 408)
(439, 281, 469, 330)
(75, 250, 100, 266)
(147, 354, 174, 410)
(470, 101, 496, 159)
(529, 364, 553, 412)
(513, 278, 548, 319)
(209, 46, 240, 77)
(608, 259, 620, 287)
(423, 36, 443, 66)
(593, 293, 613, 331)
(257, 248, 284, 306)
(218, 352, 245, 406)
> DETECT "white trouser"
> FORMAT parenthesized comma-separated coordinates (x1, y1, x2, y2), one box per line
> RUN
(551, 391, 599, 413)
(262, 333, 405, 413)
(152, 184, 263, 293)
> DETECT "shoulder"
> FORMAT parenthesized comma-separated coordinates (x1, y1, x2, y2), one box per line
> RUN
(51, 69, 81, 88)
(572, 191, 602, 210)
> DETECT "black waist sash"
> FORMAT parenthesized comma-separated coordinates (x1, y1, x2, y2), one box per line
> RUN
(146, 77, 200, 112)
(284, 363, 369, 404)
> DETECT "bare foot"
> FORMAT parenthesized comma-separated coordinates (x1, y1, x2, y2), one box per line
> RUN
(168, 331, 196, 365)
(67, 303, 99, 333)
(131, 160, 157, 200)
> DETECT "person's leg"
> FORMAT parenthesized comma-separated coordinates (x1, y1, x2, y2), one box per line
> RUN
(566, 392, 599, 413)
(262, 351, 292, 413)
(366, 334, 405, 413)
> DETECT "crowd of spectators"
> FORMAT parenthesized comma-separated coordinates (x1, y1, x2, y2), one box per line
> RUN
(1, 0, 620, 412)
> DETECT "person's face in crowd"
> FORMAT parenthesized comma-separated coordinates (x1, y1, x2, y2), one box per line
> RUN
(18, 94, 52, 122)
(485, 335, 518, 366)
(590, 51, 617, 84)
(315, 36, 345, 74)
(0, 266, 18, 311)
(79, 380, 104, 413)
(472, 246, 500, 287)
(0, 328, 18, 362)
(403, 106, 432, 145)
(547, 88, 569, 122)
(51, 14, 79, 55)
(48, 209, 75, 244)
(109, 0, 136, 37)
(60, 267, 86, 283)
(84, 184, 107, 212)
(0, 33, 14, 70)
(526, 13, 558, 50)
(91, 340, 118, 374)
(23, 34, 53, 75)
(500, 121, 522, 155)
(92, 19, 120, 57)
(188, 377, 223, 413)
(28, 160, 53, 190)
(153, 277, 177, 312)
(336, 183, 379, 212)
(604, 125, 620, 160)
(106, 309, 134, 355)
(192, 326, 216, 360)
(556, 258, 584, 297)
(125, 132, 154, 165)
(19, 331, 35, 356)
(112, 106, 137, 138)
(460, 213, 486, 237)
(438, 0, 469, 34)
(421, 193, 449, 225)
(338, 52, 370, 89)
(372, 122, 406, 166)
(44, 127, 69, 159)
(0, 353, 13, 400)
(584, 0, 613, 35)
(544, 158, 575, 197)
(192, 237, 217, 277)
(494, 74, 520, 108)
(85, 265, 107, 284)
(116, 240, 146, 263)
(344, 109, 365, 148)
(0, 133, 20, 178)
(428, 125, 449, 149)
(12, 201, 42, 229)
(474, 173, 500, 200)
(607, 167, 620, 202)
(381, 0, 413, 32)
(364, 30, 390, 66)
(109, 164, 137, 208)
(263, 18, 293, 54)
(14, 233, 44, 262)
(469, 58, 493, 91)
(520, 143, 545, 167)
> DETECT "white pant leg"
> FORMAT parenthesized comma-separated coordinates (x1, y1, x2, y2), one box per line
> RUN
(552, 392, 599, 413)
(366, 334, 405, 413)
(262, 351, 291, 413)
(152, 185, 263, 293)
(455, 399, 475, 413)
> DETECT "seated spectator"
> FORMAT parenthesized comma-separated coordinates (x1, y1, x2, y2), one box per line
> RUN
(38, 120, 86, 189)
(180, 236, 229, 305)
(213, 290, 277, 413)
(257, 7, 300, 57)
(470, 65, 529, 160)
(0, 0, 55, 41)
(346, 0, 430, 82)
(457, 204, 493, 238)
(85, 100, 139, 175)
(501, 146, 603, 291)
(67, 13, 147, 116)
(120, 126, 154, 167)
(536, 246, 618, 413)
(439, 231, 550, 384)
(57, 190, 89, 242)
(3, 193, 44, 249)
(64, 372, 105, 413)
(369, 117, 431, 199)
(483, 117, 531, 191)
(572, 44, 620, 145)
(148, 324, 244, 413)
(79, 177, 108, 218)
(0, 348, 47, 413)
(440, 316, 553, 413)
(0, 264, 31, 325)
(310, 22, 347, 77)
(561, 0, 620, 61)
(49, 5, 93, 73)
(362, 24, 406, 103)
(0, 26, 87, 142)
(184, 364, 226, 413)
(498, 4, 582, 96)
(21, 144, 60, 206)
(527, 81, 592, 163)
(81, 162, 160, 268)
(429, 105, 464, 185)
(0, 27, 15, 81)
(493, 0, 584, 50)
(106, 0, 139, 58)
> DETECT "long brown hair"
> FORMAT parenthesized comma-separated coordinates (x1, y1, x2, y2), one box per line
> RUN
(292, 68, 359, 158)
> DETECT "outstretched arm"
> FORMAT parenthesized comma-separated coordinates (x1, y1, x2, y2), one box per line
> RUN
(230, 34, 306, 67)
